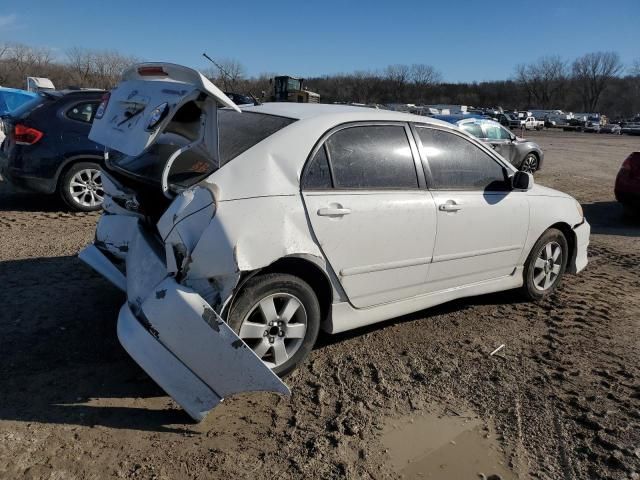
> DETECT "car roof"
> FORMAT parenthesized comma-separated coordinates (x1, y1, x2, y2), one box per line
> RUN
(238, 102, 452, 128)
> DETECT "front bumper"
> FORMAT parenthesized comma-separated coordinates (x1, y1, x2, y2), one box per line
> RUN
(80, 221, 289, 421)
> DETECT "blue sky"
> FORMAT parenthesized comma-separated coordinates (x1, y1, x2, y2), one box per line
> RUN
(0, 0, 638, 82)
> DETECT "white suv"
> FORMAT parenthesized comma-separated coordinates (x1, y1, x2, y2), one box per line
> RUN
(80, 64, 590, 421)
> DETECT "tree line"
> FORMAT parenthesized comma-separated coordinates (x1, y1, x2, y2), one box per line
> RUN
(1, 42, 639, 118)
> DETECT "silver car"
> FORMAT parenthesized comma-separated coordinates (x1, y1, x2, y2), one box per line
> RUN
(456, 118, 544, 173)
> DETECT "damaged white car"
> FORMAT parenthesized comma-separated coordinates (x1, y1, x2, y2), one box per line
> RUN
(80, 63, 590, 421)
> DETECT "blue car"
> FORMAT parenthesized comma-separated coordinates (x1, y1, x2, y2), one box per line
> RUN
(0, 87, 37, 116)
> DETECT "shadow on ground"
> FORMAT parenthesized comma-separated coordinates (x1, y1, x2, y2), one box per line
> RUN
(583, 201, 640, 237)
(0, 255, 191, 432)
(0, 182, 68, 212)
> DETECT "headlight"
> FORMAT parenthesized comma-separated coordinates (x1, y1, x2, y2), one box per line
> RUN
(575, 200, 584, 220)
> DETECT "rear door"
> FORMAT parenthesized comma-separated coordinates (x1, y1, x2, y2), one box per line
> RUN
(414, 125, 529, 292)
(302, 123, 437, 308)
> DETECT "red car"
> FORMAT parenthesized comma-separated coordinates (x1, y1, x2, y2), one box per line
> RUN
(615, 152, 640, 215)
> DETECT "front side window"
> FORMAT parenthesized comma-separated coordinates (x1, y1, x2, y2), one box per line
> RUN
(483, 123, 511, 140)
(67, 102, 99, 123)
(460, 122, 484, 139)
(325, 125, 418, 189)
(417, 127, 507, 191)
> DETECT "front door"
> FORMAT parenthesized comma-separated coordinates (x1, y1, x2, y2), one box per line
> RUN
(301, 123, 437, 308)
(414, 125, 529, 292)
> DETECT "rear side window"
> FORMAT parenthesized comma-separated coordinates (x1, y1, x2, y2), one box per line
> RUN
(303, 145, 332, 189)
(483, 123, 511, 140)
(417, 128, 507, 191)
(325, 125, 418, 189)
(66, 102, 99, 123)
(218, 110, 296, 165)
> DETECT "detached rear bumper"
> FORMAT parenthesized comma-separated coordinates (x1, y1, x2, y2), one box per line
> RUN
(80, 221, 289, 421)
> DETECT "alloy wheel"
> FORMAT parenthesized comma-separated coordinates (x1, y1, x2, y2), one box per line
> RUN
(533, 241, 562, 291)
(239, 293, 308, 369)
(521, 155, 538, 173)
(69, 168, 104, 208)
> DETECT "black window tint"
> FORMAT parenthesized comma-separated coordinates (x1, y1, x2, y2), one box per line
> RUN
(218, 110, 296, 165)
(325, 125, 418, 189)
(417, 128, 507, 191)
(303, 146, 332, 189)
(67, 102, 98, 123)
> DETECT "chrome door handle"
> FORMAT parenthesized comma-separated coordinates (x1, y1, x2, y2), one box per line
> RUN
(439, 202, 462, 212)
(317, 206, 351, 217)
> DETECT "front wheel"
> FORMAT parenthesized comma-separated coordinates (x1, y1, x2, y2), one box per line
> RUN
(59, 162, 104, 212)
(227, 273, 321, 377)
(521, 228, 568, 301)
(520, 153, 539, 173)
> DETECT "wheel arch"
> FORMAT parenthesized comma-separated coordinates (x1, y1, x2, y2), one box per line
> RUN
(224, 255, 334, 329)
(548, 221, 577, 272)
(55, 154, 104, 191)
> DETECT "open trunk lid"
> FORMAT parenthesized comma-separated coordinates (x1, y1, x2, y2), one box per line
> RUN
(89, 63, 240, 158)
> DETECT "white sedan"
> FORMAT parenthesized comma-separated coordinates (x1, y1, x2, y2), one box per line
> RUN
(80, 63, 590, 421)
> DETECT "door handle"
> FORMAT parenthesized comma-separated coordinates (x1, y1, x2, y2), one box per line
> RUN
(317, 206, 351, 217)
(439, 201, 462, 212)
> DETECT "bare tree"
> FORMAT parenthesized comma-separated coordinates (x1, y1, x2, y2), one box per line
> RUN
(410, 64, 442, 86)
(515, 56, 568, 108)
(384, 64, 411, 101)
(572, 51, 623, 112)
(204, 57, 246, 92)
(630, 59, 640, 77)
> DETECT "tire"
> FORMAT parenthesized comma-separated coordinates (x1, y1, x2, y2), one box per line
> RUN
(227, 273, 321, 377)
(521, 228, 569, 301)
(59, 162, 104, 212)
(519, 153, 539, 173)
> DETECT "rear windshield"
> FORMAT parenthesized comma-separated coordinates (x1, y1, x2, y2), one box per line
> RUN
(109, 110, 296, 188)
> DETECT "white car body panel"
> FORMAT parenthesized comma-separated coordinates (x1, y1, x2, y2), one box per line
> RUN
(303, 190, 437, 308)
(427, 190, 529, 292)
(79, 64, 590, 421)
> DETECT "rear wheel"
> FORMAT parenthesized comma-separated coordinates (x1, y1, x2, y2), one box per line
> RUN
(59, 162, 104, 212)
(521, 228, 568, 300)
(228, 273, 321, 377)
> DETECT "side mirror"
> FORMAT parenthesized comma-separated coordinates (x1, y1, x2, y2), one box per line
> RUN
(510, 133, 517, 141)
(512, 170, 533, 191)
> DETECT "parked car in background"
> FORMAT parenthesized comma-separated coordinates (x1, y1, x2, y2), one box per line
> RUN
(436, 116, 544, 173)
(583, 120, 601, 133)
(223, 92, 255, 105)
(615, 152, 640, 216)
(497, 113, 522, 129)
(523, 116, 544, 131)
(79, 63, 589, 421)
(621, 122, 640, 135)
(0, 89, 106, 211)
(0, 87, 38, 144)
(600, 123, 621, 134)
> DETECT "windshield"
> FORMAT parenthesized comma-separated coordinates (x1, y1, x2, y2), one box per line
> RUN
(109, 110, 296, 188)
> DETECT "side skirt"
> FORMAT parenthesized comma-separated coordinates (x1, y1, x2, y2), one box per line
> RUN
(326, 268, 524, 334)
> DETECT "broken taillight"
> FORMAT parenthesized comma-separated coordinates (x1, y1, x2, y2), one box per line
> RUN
(138, 66, 168, 77)
(14, 124, 43, 145)
(95, 92, 111, 120)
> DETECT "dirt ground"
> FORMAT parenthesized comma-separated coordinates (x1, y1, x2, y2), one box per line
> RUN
(0, 129, 639, 480)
